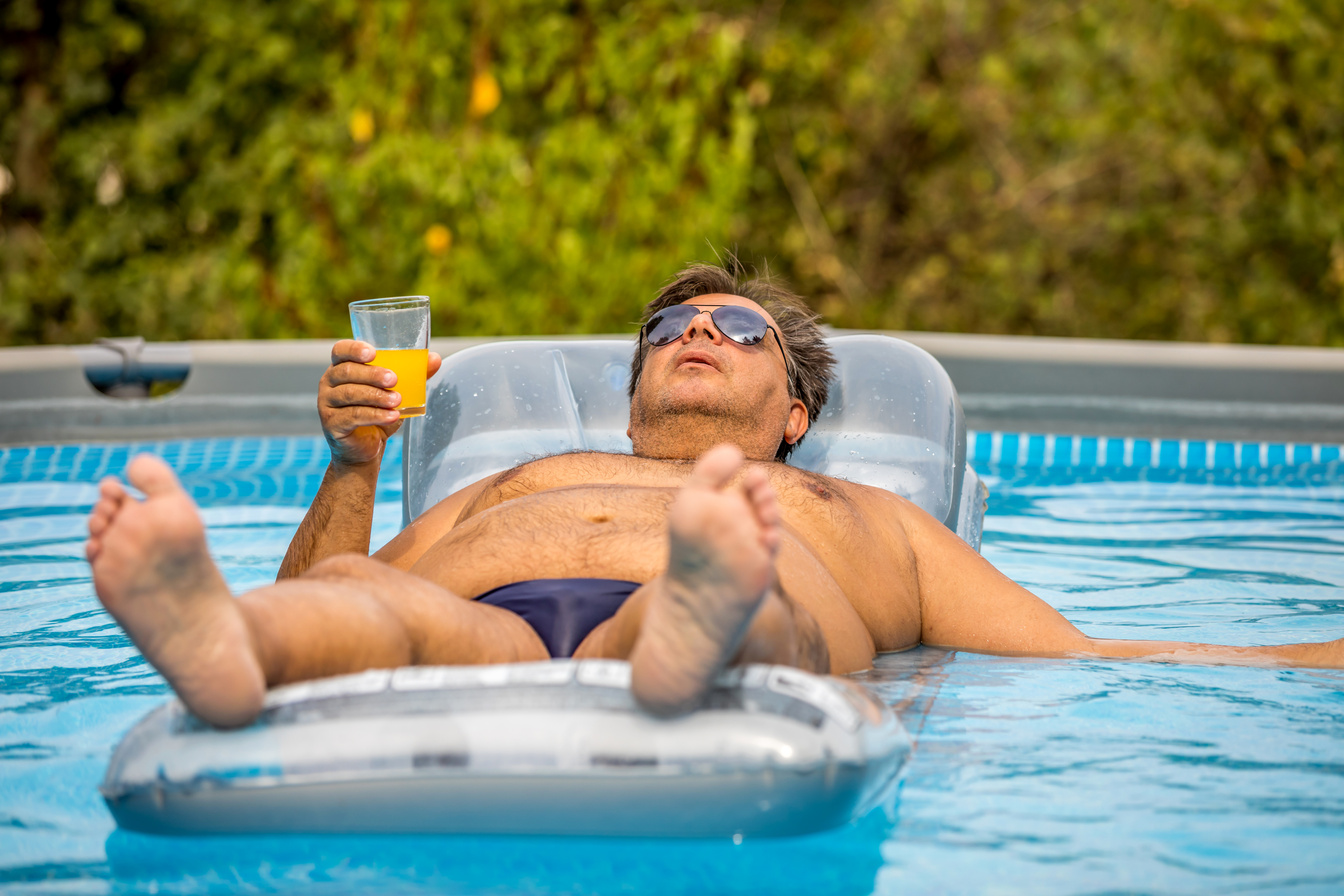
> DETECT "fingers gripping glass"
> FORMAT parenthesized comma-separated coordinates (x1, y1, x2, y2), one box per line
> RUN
(349, 295, 431, 418)
(641, 305, 791, 377)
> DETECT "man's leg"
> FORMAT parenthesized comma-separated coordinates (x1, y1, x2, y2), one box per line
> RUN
(575, 444, 830, 716)
(87, 455, 547, 728)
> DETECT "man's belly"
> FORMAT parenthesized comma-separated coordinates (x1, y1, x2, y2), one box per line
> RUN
(407, 483, 898, 664)
(406, 484, 837, 602)
(407, 486, 668, 596)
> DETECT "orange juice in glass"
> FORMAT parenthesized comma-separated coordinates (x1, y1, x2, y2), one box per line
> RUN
(348, 295, 431, 418)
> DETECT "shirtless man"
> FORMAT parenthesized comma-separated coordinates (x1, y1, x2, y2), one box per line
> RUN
(86, 263, 1344, 729)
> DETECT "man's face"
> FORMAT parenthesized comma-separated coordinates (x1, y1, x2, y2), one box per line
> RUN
(627, 294, 809, 461)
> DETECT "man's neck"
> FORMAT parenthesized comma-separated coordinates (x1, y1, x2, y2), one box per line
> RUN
(628, 418, 779, 462)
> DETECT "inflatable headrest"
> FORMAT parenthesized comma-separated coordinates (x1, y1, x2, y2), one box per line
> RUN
(403, 335, 984, 547)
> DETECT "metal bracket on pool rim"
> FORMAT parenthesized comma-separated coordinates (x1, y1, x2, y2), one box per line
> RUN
(80, 338, 191, 399)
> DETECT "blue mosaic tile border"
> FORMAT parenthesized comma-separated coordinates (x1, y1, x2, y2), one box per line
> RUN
(971, 430, 1343, 471)
(2, 431, 1338, 483)
(0, 436, 356, 484)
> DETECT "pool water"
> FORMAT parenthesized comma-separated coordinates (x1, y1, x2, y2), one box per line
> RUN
(1, 434, 1342, 895)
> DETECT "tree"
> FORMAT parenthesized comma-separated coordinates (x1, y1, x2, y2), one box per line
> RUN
(3, 0, 1342, 347)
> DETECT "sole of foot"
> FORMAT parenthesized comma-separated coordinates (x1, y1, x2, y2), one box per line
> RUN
(88, 454, 265, 728)
(630, 444, 782, 716)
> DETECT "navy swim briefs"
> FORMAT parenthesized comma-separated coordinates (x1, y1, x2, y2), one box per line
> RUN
(474, 578, 642, 658)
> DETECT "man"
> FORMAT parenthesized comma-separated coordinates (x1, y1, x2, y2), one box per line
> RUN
(86, 262, 1343, 729)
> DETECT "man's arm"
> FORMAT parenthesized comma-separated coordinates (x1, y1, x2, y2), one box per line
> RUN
(899, 499, 1344, 668)
(277, 340, 441, 580)
(369, 474, 494, 571)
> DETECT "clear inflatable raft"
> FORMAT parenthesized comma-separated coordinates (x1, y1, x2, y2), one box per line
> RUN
(102, 334, 981, 837)
(404, 334, 985, 547)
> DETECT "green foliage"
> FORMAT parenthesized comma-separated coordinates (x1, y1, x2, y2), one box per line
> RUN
(2, 0, 1343, 346)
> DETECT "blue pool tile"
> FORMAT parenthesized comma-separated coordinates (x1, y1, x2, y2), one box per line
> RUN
(1078, 437, 1098, 467)
(973, 432, 993, 465)
(1104, 438, 1126, 467)
(1052, 436, 1073, 467)
(1026, 434, 1046, 465)
(1157, 440, 1181, 467)
(9, 431, 1343, 489)
(1186, 441, 1208, 468)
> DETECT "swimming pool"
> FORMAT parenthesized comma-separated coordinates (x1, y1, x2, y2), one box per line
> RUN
(1, 433, 1341, 894)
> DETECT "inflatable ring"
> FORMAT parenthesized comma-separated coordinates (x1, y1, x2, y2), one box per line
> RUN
(102, 660, 910, 838)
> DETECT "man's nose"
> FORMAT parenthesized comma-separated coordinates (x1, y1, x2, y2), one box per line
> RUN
(679, 310, 722, 343)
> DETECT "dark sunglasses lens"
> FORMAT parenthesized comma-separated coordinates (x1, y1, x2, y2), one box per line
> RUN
(645, 306, 698, 346)
(644, 305, 770, 346)
(711, 306, 768, 345)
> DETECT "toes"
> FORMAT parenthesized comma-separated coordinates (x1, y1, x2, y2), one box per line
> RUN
(742, 467, 778, 522)
(741, 468, 781, 552)
(126, 454, 182, 498)
(89, 478, 126, 537)
(86, 477, 129, 563)
(688, 444, 745, 491)
(98, 476, 127, 504)
(88, 503, 111, 537)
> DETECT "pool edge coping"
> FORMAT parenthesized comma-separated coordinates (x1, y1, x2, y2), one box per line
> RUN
(4, 332, 1344, 445)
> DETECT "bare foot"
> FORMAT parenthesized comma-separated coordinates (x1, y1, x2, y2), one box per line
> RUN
(630, 444, 782, 716)
(87, 455, 264, 728)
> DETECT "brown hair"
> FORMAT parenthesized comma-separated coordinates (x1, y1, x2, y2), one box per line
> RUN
(628, 258, 835, 461)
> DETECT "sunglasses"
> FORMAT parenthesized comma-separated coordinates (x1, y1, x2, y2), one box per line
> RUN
(641, 304, 791, 374)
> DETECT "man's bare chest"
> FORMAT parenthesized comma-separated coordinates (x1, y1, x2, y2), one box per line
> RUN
(459, 452, 870, 538)
(405, 451, 919, 651)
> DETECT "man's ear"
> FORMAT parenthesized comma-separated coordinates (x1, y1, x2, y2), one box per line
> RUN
(784, 399, 809, 445)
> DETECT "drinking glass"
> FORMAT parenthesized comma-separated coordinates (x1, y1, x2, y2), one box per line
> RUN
(348, 295, 431, 418)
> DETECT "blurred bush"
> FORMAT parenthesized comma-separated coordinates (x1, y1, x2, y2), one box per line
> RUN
(2, 0, 1341, 346)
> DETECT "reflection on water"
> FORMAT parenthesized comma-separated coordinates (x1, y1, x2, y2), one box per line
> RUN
(868, 459, 1344, 895)
(1, 438, 1343, 894)
(871, 650, 1344, 894)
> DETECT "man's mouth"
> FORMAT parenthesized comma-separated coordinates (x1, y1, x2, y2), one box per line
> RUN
(675, 351, 720, 371)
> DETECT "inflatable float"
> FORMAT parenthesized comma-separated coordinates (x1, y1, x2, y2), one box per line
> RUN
(102, 660, 908, 837)
(404, 335, 985, 547)
(102, 335, 984, 837)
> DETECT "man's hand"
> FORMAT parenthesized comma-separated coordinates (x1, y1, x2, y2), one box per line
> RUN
(279, 340, 442, 578)
(318, 340, 443, 467)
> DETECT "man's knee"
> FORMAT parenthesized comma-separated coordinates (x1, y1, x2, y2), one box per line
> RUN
(303, 553, 387, 583)
(738, 587, 830, 673)
(776, 586, 830, 672)
(793, 609, 831, 673)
